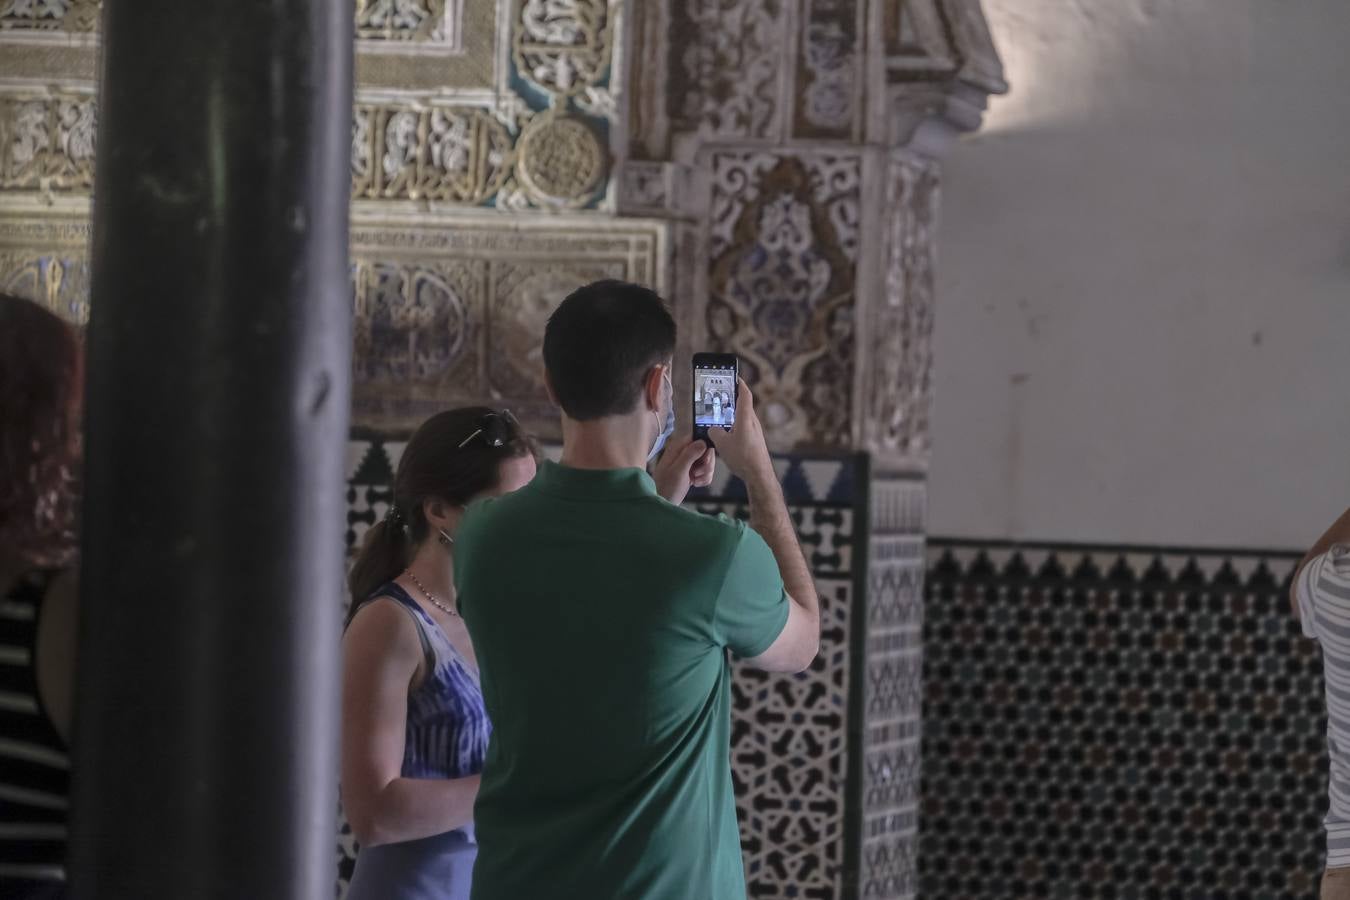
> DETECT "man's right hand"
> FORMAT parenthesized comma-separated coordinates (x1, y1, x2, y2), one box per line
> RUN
(707, 379, 773, 484)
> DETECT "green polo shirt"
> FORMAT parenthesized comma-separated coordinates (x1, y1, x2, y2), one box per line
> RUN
(454, 461, 788, 900)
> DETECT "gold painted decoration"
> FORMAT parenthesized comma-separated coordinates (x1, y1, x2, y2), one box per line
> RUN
(355, 0, 447, 42)
(351, 104, 514, 204)
(513, 112, 604, 208)
(0, 0, 98, 31)
(0, 93, 96, 193)
(512, 0, 611, 97)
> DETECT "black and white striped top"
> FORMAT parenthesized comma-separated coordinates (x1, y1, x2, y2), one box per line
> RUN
(0, 570, 70, 889)
(1297, 544, 1350, 869)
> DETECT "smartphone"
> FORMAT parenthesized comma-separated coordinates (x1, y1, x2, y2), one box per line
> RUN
(692, 352, 739, 441)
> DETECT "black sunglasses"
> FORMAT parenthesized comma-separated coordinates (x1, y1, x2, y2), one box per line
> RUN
(458, 409, 521, 450)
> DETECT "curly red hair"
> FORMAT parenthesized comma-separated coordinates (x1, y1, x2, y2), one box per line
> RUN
(0, 292, 82, 569)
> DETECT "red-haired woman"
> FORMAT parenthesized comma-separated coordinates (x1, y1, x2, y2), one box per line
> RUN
(0, 292, 83, 898)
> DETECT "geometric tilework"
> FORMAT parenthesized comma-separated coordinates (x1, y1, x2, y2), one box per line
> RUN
(690, 470, 862, 900)
(690, 454, 861, 506)
(920, 540, 1317, 900)
(856, 476, 926, 900)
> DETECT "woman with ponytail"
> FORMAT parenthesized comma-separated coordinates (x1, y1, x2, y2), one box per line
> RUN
(342, 408, 536, 900)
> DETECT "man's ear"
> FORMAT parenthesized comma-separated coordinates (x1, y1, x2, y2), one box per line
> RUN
(643, 363, 666, 412)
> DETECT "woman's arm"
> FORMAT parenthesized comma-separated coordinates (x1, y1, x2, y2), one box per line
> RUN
(1290, 506, 1350, 618)
(341, 599, 481, 847)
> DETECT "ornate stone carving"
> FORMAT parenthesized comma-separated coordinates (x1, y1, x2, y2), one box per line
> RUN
(349, 101, 611, 210)
(513, 112, 604, 208)
(0, 250, 90, 323)
(486, 258, 623, 405)
(796, 0, 861, 139)
(0, 214, 91, 323)
(0, 0, 98, 31)
(0, 93, 96, 193)
(882, 0, 1004, 93)
(707, 151, 860, 451)
(668, 0, 788, 140)
(347, 215, 666, 437)
(350, 104, 514, 204)
(352, 259, 478, 388)
(616, 160, 668, 213)
(858, 154, 939, 469)
(354, 0, 448, 42)
(512, 0, 611, 97)
(882, 0, 958, 76)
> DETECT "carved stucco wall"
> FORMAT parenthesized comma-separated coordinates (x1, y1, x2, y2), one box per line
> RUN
(0, 3, 1005, 898)
(1, 0, 647, 444)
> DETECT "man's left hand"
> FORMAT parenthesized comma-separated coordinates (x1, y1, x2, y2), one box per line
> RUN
(653, 438, 716, 505)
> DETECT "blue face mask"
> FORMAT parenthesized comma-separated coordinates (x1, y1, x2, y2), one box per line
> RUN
(648, 372, 676, 462)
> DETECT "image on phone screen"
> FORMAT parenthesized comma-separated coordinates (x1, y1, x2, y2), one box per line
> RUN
(692, 354, 737, 439)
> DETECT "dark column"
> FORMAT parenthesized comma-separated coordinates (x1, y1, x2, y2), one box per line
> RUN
(69, 1, 352, 897)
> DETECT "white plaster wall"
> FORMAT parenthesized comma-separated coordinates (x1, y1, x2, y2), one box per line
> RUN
(928, 0, 1350, 551)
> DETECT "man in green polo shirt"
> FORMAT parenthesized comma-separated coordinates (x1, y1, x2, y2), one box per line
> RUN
(454, 280, 820, 899)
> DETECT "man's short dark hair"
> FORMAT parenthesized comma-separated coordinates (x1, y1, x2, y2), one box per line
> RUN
(544, 280, 676, 421)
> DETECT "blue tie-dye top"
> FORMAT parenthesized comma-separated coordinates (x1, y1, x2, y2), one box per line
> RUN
(365, 582, 490, 781)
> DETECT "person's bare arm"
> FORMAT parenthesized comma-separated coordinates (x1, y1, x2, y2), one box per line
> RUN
(1291, 506, 1350, 618)
(742, 469, 820, 673)
(709, 381, 819, 673)
(35, 570, 78, 743)
(342, 599, 480, 847)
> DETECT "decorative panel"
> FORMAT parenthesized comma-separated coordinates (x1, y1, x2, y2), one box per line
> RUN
(0, 212, 90, 323)
(0, 91, 96, 193)
(794, 0, 864, 141)
(881, 0, 959, 77)
(0, 0, 463, 38)
(512, 0, 613, 98)
(1, 212, 666, 440)
(350, 105, 516, 204)
(667, 0, 790, 141)
(706, 150, 861, 452)
(1, 0, 623, 208)
(348, 214, 667, 439)
(856, 153, 938, 469)
(921, 540, 1318, 899)
(0, 0, 98, 31)
(355, 0, 455, 45)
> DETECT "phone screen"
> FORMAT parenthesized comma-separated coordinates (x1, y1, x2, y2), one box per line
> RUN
(693, 357, 738, 438)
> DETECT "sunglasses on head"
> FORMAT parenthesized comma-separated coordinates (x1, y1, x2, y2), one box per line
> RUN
(458, 409, 521, 450)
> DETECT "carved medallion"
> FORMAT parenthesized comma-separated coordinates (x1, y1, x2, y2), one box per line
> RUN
(514, 113, 604, 207)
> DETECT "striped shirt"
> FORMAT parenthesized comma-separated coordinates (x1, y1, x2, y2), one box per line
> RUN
(1297, 544, 1350, 868)
(0, 570, 70, 889)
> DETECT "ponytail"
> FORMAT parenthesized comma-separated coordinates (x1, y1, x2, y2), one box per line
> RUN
(346, 517, 407, 624)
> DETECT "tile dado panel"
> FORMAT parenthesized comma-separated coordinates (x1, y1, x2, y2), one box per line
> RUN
(704, 149, 862, 453)
(342, 438, 871, 900)
(921, 540, 1319, 899)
